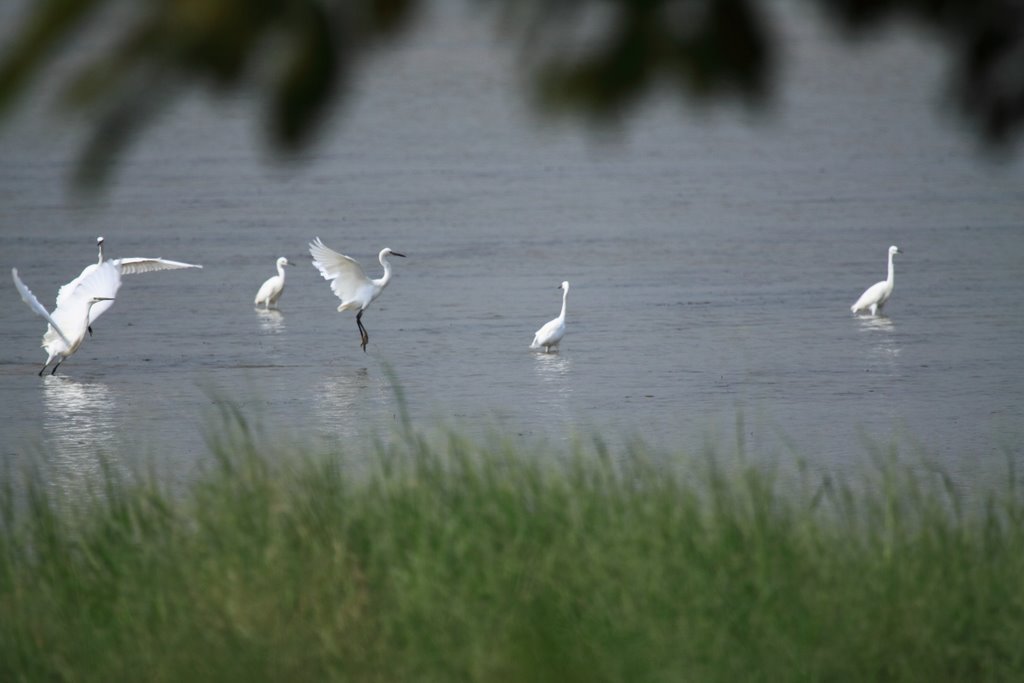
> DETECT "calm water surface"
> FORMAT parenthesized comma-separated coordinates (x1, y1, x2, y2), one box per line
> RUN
(1, 4, 1023, 493)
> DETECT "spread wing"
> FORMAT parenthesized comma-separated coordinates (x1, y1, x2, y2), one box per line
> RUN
(12, 268, 72, 346)
(82, 261, 123, 325)
(309, 237, 370, 303)
(55, 263, 98, 309)
(115, 257, 203, 275)
(57, 257, 192, 325)
(50, 260, 124, 330)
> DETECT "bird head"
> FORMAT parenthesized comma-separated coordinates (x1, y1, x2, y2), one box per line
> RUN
(383, 248, 406, 258)
(277, 257, 292, 267)
(889, 245, 902, 256)
(87, 296, 115, 308)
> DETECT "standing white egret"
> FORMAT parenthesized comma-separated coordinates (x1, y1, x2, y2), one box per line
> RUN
(254, 257, 293, 308)
(530, 281, 569, 353)
(851, 245, 903, 316)
(61, 236, 203, 330)
(12, 261, 121, 375)
(309, 237, 406, 352)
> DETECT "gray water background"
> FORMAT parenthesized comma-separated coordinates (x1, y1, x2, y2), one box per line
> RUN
(2, 2, 1023, 493)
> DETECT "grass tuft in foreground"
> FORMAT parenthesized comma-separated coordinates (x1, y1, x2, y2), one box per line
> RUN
(2, 419, 1024, 682)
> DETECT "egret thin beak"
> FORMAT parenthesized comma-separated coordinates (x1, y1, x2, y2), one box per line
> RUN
(392, 252, 406, 258)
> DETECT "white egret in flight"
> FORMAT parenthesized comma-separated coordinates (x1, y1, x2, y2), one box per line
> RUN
(254, 257, 293, 308)
(62, 236, 203, 330)
(309, 237, 406, 352)
(851, 245, 902, 316)
(12, 261, 121, 375)
(530, 281, 569, 353)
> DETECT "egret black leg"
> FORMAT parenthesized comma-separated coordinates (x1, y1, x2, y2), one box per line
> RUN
(357, 311, 369, 351)
(51, 360, 62, 375)
(38, 363, 47, 377)
(88, 325, 93, 337)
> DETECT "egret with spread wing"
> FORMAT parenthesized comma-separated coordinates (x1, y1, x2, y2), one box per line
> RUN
(309, 237, 405, 352)
(530, 281, 569, 353)
(851, 245, 902, 316)
(254, 257, 293, 308)
(60, 236, 203, 329)
(12, 261, 121, 375)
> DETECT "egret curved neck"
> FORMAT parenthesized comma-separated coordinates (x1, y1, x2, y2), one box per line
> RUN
(558, 288, 568, 321)
(887, 252, 896, 284)
(376, 255, 394, 288)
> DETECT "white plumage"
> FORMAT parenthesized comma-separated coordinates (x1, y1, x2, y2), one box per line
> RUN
(851, 245, 902, 316)
(60, 236, 203, 327)
(254, 257, 293, 308)
(309, 237, 405, 351)
(530, 281, 569, 353)
(13, 261, 122, 375)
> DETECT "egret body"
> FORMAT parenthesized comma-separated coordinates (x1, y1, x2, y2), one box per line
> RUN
(13, 261, 121, 375)
(851, 245, 902, 316)
(531, 281, 569, 353)
(309, 237, 406, 351)
(254, 257, 293, 308)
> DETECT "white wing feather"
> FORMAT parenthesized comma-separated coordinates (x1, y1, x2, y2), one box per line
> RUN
(56, 257, 197, 325)
(55, 263, 99, 309)
(531, 317, 565, 348)
(77, 260, 122, 302)
(48, 261, 123, 336)
(115, 257, 203, 275)
(12, 268, 72, 347)
(309, 237, 371, 304)
(85, 261, 123, 325)
(851, 280, 888, 312)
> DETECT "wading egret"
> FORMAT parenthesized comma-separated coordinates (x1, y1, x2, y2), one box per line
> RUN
(530, 281, 569, 353)
(309, 237, 406, 352)
(12, 261, 121, 375)
(851, 245, 902, 316)
(62, 236, 203, 330)
(254, 257, 293, 308)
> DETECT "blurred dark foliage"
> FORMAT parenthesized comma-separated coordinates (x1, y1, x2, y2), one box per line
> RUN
(0, 0, 1021, 185)
(0, 0, 416, 185)
(813, 0, 1024, 147)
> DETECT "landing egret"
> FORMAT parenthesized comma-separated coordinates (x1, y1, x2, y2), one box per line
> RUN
(254, 257, 293, 308)
(530, 281, 569, 353)
(12, 261, 121, 375)
(59, 236, 202, 330)
(851, 245, 902, 316)
(309, 237, 406, 352)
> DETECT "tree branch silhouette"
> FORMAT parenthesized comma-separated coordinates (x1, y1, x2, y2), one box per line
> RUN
(1, 0, 1021, 186)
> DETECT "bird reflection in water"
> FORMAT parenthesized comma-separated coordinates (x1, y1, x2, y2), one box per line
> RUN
(859, 315, 894, 332)
(41, 376, 118, 493)
(858, 315, 901, 361)
(314, 367, 375, 440)
(533, 352, 573, 412)
(255, 308, 286, 334)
